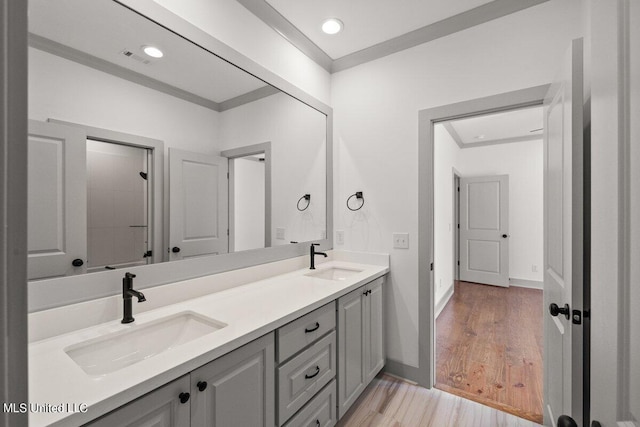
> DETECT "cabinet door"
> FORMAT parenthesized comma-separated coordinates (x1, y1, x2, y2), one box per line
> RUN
(337, 287, 366, 419)
(85, 375, 190, 427)
(364, 278, 385, 384)
(190, 333, 275, 427)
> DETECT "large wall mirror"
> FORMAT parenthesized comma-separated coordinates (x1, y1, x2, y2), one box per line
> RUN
(27, 0, 331, 309)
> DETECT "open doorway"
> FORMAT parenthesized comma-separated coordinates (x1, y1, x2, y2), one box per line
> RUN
(433, 106, 544, 423)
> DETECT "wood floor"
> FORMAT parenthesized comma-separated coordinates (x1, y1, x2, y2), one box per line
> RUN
(435, 281, 543, 423)
(337, 373, 541, 427)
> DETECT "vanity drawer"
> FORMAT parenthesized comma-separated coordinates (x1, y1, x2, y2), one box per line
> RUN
(277, 302, 335, 362)
(283, 379, 336, 427)
(277, 331, 336, 425)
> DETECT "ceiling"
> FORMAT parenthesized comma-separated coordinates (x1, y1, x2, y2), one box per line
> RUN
(265, 0, 494, 59)
(28, 0, 269, 104)
(444, 106, 543, 147)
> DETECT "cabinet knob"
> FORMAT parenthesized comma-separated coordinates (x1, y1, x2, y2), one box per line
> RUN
(179, 392, 190, 404)
(72, 258, 84, 267)
(197, 381, 208, 392)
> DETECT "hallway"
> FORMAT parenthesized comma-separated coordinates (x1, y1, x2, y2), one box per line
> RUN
(435, 281, 543, 423)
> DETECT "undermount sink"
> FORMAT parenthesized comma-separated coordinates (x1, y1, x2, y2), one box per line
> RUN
(305, 267, 363, 281)
(65, 311, 226, 376)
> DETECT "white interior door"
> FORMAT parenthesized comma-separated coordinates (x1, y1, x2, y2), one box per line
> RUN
(459, 174, 509, 287)
(543, 38, 584, 426)
(591, 1, 640, 426)
(27, 120, 87, 279)
(169, 148, 228, 260)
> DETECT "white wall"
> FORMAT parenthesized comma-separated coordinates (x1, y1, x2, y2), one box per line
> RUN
(331, 0, 584, 368)
(153, 0, 331, 105)
(28, 48, 220, 156)
(219, 92, 327, 245)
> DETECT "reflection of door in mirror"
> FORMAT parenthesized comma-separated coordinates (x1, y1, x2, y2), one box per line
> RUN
(223, 142, 272, 253)
(230, 155, 266, 252)
(169, 148, 229, 260)
(86, 140, 151, 272)
(28, 120, 87, 280)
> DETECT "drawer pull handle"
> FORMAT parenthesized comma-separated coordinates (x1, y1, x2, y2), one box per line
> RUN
(305, 366, 320, 379)
(305, 322, 320, 333)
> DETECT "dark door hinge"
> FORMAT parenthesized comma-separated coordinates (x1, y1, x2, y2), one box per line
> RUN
(430, 263, 434, 271)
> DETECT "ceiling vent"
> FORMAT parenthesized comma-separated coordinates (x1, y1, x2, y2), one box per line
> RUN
(120, 49, 151, 65)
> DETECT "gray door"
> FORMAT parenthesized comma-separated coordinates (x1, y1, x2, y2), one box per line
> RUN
(459, 175, 509, 287)
(543, 38, 584, 426)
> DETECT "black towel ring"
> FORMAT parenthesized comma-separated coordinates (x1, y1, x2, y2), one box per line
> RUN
(347, 191, 365, 211)
(297, 194, 311, 211)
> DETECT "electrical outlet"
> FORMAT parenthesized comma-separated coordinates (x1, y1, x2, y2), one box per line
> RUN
(276, 227, 285, 240)
(532, 264, 538, 273)
(393, 233, 409, 249)
(336, 230, 344, 245)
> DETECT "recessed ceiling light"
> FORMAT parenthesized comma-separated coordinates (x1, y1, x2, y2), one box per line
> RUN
(322, 18, 343, 35)
(142, 45, 164, 59)
(474, 135, 486, 140)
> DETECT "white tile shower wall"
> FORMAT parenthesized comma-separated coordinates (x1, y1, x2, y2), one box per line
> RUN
(331, 0, 584, 367)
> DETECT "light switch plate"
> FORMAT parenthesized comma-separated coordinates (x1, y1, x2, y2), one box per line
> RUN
(393, 232, 409, 249)
(276, 227, 285, 240)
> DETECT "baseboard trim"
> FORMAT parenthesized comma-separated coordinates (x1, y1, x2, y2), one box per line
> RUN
(383, 359, 420, 383)
(435, 284, 454, 318)
(509, 278, 543, 289)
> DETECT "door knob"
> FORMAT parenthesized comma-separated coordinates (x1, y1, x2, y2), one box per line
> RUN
(557, 415, 578, 427)
(72, 258, 84, 267)
(502, 234, 508, 238)
(549, 303, 571, 320)
(172, 246, 181, 253)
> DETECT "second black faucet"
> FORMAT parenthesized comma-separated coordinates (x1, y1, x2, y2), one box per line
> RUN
(309, 243, 327, 269)
(122, 272, 146, 324)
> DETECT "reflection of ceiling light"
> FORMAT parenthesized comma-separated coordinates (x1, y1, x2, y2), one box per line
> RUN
(474, 135, 486, 140)
(142, 45, 163, 58)
(322, 18, 343, 35)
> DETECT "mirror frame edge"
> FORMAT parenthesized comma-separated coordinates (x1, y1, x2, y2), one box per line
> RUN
(28, 0, 333, 312)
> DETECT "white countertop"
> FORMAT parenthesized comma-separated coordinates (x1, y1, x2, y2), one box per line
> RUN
(28, 258, 388, 426)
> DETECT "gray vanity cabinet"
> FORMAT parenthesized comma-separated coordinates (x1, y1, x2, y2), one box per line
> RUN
(190, 332, 275, 426)
(337, 276, 385, 419)
(84, 333, 274, 427)
(84, 375, 191, 426)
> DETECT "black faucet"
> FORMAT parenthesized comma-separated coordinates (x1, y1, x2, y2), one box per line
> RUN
(310, 243, 327, 269)
(122, 272, 146, 324)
